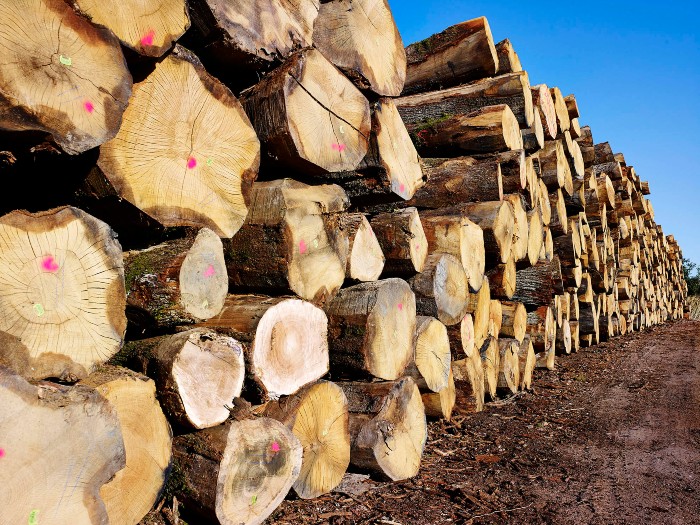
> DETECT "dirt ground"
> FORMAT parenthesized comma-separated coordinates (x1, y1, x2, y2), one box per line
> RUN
(269, 320, 700, 525)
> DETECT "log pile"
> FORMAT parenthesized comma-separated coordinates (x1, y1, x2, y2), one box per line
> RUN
(0, 2, 688, 525)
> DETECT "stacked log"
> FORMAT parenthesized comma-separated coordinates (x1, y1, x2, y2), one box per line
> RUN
(0, 4, 687, 525)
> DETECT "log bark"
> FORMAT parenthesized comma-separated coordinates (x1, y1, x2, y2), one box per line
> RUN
(0, 207, 126, 382)
(555, 318, 572, 355)
(341, 377, 427, 481)
(410, 105, 523, 157)
(325, 279, 416, 381)
(313, 0, 406, 96)
(396, 71, 534, 128)
(147, 329, 245, 430)
(403, 17, 498, 95)
(172, 417, 303, 525)
(124, 228, 228, 330)
(410, 254, 470, 326)
(261, 381, 350, 499)
(419, 210, 486, 291)
(0, 368, 126, 525)
(370, 207, 428, 276)
(406, 156, 503, 208)
(241, 48, 370, 175)
(80, 366, 172, 525)
(224, 179, 349, 303)
(97, 46, 260, 238)
(513, 260, 557, 307)
(0, 0, 132, 154)
(497, 338, 521, 394)
(338, 213, 385, 282)
(194, 294, 329, 401)
(72, 0, 190, 57)
(539, 140, 570, 191)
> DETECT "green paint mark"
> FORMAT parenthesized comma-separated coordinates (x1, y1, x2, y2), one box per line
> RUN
(251, 495, 257, 506)
(206, 158, 213, 166)
(313, 239, 319, 249)
(33, 304, 44, 317)
(59, 55, 72, 67)
(28, 510, 39, 525)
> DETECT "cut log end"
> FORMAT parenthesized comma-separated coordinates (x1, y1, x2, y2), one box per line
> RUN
(99, 46, 260, 238)
(412, 316, 451, 392)
(0, 207, 126, 381)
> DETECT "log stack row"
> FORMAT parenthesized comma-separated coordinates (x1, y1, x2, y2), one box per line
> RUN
(0, 2, 687, 525)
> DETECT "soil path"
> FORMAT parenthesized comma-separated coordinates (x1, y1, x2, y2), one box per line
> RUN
(270, 320, 700, 524)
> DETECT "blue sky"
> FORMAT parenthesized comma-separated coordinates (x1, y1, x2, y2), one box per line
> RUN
(390, 1, 700, 265)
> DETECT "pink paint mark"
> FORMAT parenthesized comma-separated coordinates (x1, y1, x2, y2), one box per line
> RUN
(0, 448, 5, 458)
(141, 29, 155, 47)
(84, 101, 94, 114)
(204, 264, 215, 277)
(331, 143, 346, 152)
(187, 157, 197, 169)
(398, 303, 403, 311)
(299, 239, 307, 254)
(415, 244, 420, 251)
(41, 256, 59, 273)
(271, 442, 280, 453)
(399, 183, 406, 194)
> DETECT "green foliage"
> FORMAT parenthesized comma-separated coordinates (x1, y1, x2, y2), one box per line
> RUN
(682, 258, 700, 295)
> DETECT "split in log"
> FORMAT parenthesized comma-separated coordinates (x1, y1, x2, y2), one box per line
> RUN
(339, 214, 385, 282)
(406, 156, 503, 208)
(326, 279, 416, 380)
(341, 377, 427, 481)
(262, 381, 350, 499)
(403, 17, 497, 95)
(0, 368, 126, 524)
(72, 0, 190, 57)
(500, 301, 527, 342)
(531, 84, 557, 139)
(0, 207, 126, 382)
(405, 316, 452, 392)
(241, 48, 370, 175)
(419, 210, 486, 292)
(497, 338, 521, 394)
(0, 0, 132, 154)
(185, 0, 319, 86)
(396, 71, 534, 129)
(410, 254, 470, 326)
(80, 366, 172, 525)
(410, 105, 523, 157)
(313, 0, 406, 96)
(495, 39, 522, 75)
(172, 417, 303, 525)
(195, 294, 329, 401)
(149, 329, 245, 430)
(97, 45, 260, 238)
(370, 207, 428, 276)
(225, 179, 349, 303)
(124, 228, 228, 330)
